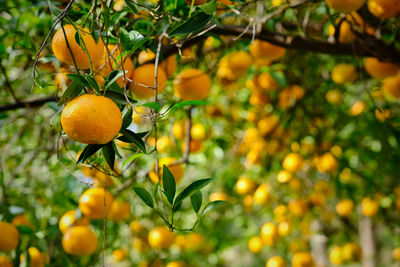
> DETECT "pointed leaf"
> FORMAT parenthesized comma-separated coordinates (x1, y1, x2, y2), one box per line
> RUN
(122, 152, 144, 167)
(66, 73, 89, 87)
(84, 74, 100, 93)
(142, 101, 161, 112)
(76, 144, 104, 165)
(104, 90, 136, 105)
(199, 0, 217, 15)
(171, 100, 208, 111)
(125, 0, 138, 13)
(162, 165, 176, 205)
(122, 108, 133, 129)
(133, 187, 153, 208)
(102, 142, 115, 170)
(105, 70, 123, 90)
(119, 129, 146, 153)
(174, 178, 214, 206)
(17, 225, 34, 235)
(201, 200, 228, 216)
(169, 12, 212, 36)
(58, 82, 83, 105)
(190, 190, 202, 213)
(112, 141, 122, 158)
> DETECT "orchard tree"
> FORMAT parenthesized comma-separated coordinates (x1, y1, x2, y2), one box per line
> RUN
(1, 0, 400, 266)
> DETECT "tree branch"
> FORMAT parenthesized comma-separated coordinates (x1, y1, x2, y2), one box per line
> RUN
(0, 96, 57, 113)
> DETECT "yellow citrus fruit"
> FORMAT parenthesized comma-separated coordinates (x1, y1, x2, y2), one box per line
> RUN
(59, 210, 90, 234)
(95, 44, 133, 88)
(138, 48, 155, 64)
(278, 221, 291, 236)
(254, 184, 271, 205)
(336, 199, 354, 217)
(174, 68, 211, 100)
(235, 176, 256, 195)
(277, 170, 292, 183)
(349, 101, 365, 116)
(22, 247, 44, 267)
(258, 116, 279, 136)
(382, 73, 400, 99)
(0, 221, 19, 252)
(289, 199, 309, 217)
(342, 243, 362, 262)
(52, 25, 104, 69)
(132, 237, 149, 252)
(282, 153, 303, 172)
(375, 108, 391, 122)
(248, 236, 263, 254)
(325, 89, 342, 104)
(108, 201, 130, 221)
(130, 220, 145, 233)
(249, 40, 285, 60)
(0, 256, 12, 267)
(166, 261, 186, 267)
(113, 0, 125, 11)
(260, 222, 278, 246)
(361, 197, 379, 217)
(130, 64, 167, 99)
(257, 72, 279, 91)
(209, 192, 229, 202)
(329, 246, 344, 265)
(62, 226, 98, 255)
(292, 252, 314, 267)
(12, 214, 34, 229)
(228, 51, 253, 77)
(79, 188, 114, 219)
(315, 152, 338, 173)
(112, 248, 127, 262)
(368, 0, 400, 19)
(148, 226, 175, 249)
(61, 94, 122, 144)
(325, 0, 366, 12)
(392, 247, 400, 261)
(331, 63, 357, 84)
(365, 57, 399, 79)
(191, 123, 207, 141)
(160, 55, 178, 78)
(266, 256, 286, 267)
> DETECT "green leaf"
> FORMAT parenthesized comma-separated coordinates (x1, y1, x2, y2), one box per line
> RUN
(169, 12, 213, 36)
(171, 100, 208, 111)
(154, 182, 160, 206)
(119, 129, 146, 153)
(190, 190, 202, 213)
(120, 28, 144, 51)
(122, 108, 133, 129)
(102, 142, 115, 170)
(162, 165, 176, 205)
(91, 30, 100, 44)
(130, 37, 150, 54)
(112, 141, 122, 158)
(133, 187, 154, 208)
(174, 178, 214, 206)
(58, 82, 83, 106)
(66, 73, 89, 88)
(270, 71, 287, 87)
(143, 101, 160, 112)
(199, 0, 217, 15)
(201, 200, 228, 216)
(104, 91, 136, 105)
(76, 144, 104, 165)
(84, 74, 100, 93)
(74, 31, 81, 46)
(122, 153, 144, 167)
(17, 225, 34, 235)
(125, 0, 138, 14)
(105, 70, 123, 90)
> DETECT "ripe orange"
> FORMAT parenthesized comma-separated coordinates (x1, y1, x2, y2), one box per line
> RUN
(329, 246, 344, 265)
(288, 199, 309, 217)
(249, 40, 285, 60)
(325, 0, 366, 12)
(62, 226, 98, 255)
(349, 101, 365, 116)
(166, 261, 186, 267)
(12, 214, 34, 229)
(0, 221, 19, 252)
(292, 252, 314, 267)
(315, 152, 338, 173)
(368, 0, 400, 19)
(191, 123, 207, 141)
(174, 68, 211, 100)
(342, 243, 362, 262)
(375, 108, 391, 122)
(325, 89, 342, 104)
(248, 236, 263, 254)
(260, 222, 278, 246)
(393, 247, 400, 261)
(20, 247, 45, 267)
(138, 48, 155, 64)
(228, 51, 253, 77)
(331, 63, 357, 84)
(254, 184, 271, 205)
(95, 44, 134, 88)
(59, 210, 90, 234)
(277, 170, 292, 183)
(148, 226, 175, 249)
(52, 25, 104, 69)
(282, 153, 303, 172)
(257, 72, 279, 91)
(209, 192, 230, 202)
(130, 64, 167, 99)
(61, 94, 122, 144)
(112, 248, 127, 261)
(365, 57, 399, 79)
(79, 188, 114, 219)
(336, 199, 354, 217)
(235, 176, 256, 195)
(382, 73, 400, 99)
(266, 256, 286, 267)
(0, 256, 12, 267)
(160, 55, 177, 78)
(361, 197, 379, 217)
(108, 201, 130, 221)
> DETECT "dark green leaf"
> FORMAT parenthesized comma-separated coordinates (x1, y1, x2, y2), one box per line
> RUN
(17, 225, 34, 235)
(133, 187, 153, 208)
(66, 73, 89, 87)
(76, 144, 104, 165)
(125, 0, 138, 14)
(154, 182, 160, 205)
(270, 71, 287, 87)
(120, 28, 144, 51)
(162, 165, 176, 205)
(199, 0, 217, 15)
(143, 102, 160, 112)
(171, 100, 208, 111)
(84, 74, 100, 93)
(102, 142, 115, 170)
(119, 129, 146, 153)
(130, 37, 150, 54)
(91, 30, 100, 44)
(58, 82, 83, 106)
(112, 141, 122, 158)
(201, 200, 228, 216)
(173, 200, 182, 212)
(190, 190, 202, 213)
(104, 90, 136, 105)
(122, 108, 133, 129)
(174, 178, 214, 206)
(169, 12, 213, 36)
(74, 31, 81, 46)
(105, 70, 123, 90)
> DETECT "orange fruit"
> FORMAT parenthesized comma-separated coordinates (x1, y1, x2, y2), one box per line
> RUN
(174, 68, 211, 100)
(248, 236, 263, 254)
(292, 252, 314, 267)
(282, 153, 303, 172)
(108, 201, 130, 221)
(375, 108, 391, 122)
(368, 0, 400, 19)
(95, 44, 133, 88)
(0, 256, 12, 267)
(21, 247, 45, 267)
(79, 188, 114, 219)
(289, 199, 309, 217)
(113, 0, 125, 11)
(59, 210, 90, 234)
(336, 199, 354, 217)
(0, 221, 19, 252)
(393, 247, 400, 261)
(260, 222, 278, 246)
(61, 94, 122, 144)
(325, 89, 342, 104)
(249, 40, 285, 60)
(325, 0, 366, 12)
(235, 176, 256, 195)
(52, 25, 104, 69)
(361, 197, 379, 217)
(209, 192, 229, 202)
(130, 64, 167, 99)
(254, 184, 271, 205)
(166, 261, 186, 267)
(266, 256, 286, 267)
(160, 55, 177, 78)
(138, 48, 155, 64)
(365, 57, 399, 79)
(148, 226, 175, 249)
(277, 170, 292, 183)
(228, 51, 253, 77)
(329, 246, 344, 265)
(62, 226, 98, 255)
(112, 248, 127, 261)
(331, 63, 357, 84)
(12, 214, 34, 229)
(349, 101, 365, 116)
(342, 243, 362, 262)
(382, 73, 400, 99)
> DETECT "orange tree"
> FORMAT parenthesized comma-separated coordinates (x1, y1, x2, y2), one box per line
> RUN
(1, 0, 400, 266)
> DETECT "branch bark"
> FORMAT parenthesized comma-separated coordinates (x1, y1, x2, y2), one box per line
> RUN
(0, 96, 57, 113)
